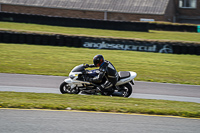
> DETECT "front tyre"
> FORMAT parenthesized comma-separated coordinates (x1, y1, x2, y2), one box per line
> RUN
(60, 82, 80, 94)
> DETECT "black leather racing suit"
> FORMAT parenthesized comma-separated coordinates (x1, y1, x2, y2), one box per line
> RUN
(90, 60, 119, 92)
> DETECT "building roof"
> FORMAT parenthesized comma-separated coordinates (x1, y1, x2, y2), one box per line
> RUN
(0, 0, 170, 15)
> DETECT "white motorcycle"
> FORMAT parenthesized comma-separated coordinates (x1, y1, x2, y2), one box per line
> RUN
(60, 64, 137, 97)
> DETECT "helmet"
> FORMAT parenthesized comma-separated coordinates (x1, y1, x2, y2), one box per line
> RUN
(93, 55, 104, 67)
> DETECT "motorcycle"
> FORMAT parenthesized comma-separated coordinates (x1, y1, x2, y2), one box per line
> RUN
(60, 64, 137, 97)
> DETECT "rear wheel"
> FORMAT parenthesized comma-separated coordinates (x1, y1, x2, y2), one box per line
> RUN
(60, 82, 80, 94)
(119, 83, 133, 97)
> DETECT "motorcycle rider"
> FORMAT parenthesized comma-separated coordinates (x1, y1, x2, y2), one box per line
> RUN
(85, 54, 119, 94)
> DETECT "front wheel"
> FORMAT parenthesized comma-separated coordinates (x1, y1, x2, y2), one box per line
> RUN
(119, 83, 133, 97)
(60, 82, 80, 94)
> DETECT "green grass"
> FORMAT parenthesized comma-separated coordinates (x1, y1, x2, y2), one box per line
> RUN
(1, 22, 199, 118)
(0, 43, 200, 85)
(149, 21, 198, 26)
(0, 21, 200, 43)
(0, 92, 199, 118)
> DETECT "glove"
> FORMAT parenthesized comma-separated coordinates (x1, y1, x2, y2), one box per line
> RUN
(89, 64, 95, 67)
(84, 64, 89, 68)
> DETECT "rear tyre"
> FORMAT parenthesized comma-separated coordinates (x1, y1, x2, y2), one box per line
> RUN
(60, 82, 80, 94)
(119, 83, 133, 97)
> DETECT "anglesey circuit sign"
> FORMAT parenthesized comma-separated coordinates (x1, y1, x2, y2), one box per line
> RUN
(83, 41, 173, 53)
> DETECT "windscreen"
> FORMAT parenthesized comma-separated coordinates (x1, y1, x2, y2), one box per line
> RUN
(71, 64, 85, 72)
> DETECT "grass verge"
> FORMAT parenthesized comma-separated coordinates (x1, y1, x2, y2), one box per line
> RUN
(0, 21, 200, 43)
(0, 43, 200, 85)
(0, 92, 199, 118)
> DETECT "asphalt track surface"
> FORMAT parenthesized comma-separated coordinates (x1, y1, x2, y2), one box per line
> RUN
(0, 73, 200, 103)
(0, 109, 200, 133)
(0, 73, 200, 133)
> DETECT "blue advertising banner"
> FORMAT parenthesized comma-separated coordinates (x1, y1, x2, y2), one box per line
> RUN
(82, 40, 173, 54)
